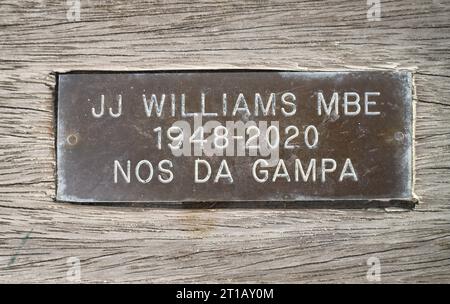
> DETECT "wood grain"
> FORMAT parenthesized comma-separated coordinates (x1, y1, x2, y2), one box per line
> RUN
(0, 0, 449, 283)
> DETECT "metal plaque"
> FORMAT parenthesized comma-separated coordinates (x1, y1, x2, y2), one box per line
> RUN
(56, 71, 413, 203)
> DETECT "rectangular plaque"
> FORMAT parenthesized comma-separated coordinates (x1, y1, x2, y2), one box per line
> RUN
(56, 71, 413, 203)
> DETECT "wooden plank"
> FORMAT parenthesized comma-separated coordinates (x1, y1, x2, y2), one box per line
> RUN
(0, 0, 449, 283)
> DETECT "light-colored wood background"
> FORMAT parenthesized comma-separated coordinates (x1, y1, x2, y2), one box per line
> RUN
(0, 0, 449, 283)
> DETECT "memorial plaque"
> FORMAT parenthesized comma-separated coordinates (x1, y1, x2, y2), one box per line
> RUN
(56, 71, 413, 203)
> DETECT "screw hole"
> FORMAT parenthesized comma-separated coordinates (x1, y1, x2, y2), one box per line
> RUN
(67, 134, 78, 145)
(394, 131, 404, 142)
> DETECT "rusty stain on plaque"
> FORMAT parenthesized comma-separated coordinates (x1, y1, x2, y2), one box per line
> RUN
(56, 71, 414, 203)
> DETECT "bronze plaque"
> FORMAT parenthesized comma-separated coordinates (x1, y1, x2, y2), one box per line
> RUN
(56, 71, 413, 203)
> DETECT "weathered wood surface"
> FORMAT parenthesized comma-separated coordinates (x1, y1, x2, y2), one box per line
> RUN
(0, 0, 449, 283)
